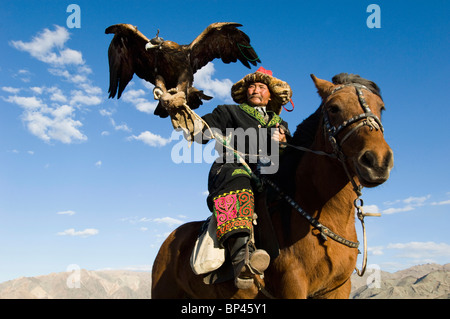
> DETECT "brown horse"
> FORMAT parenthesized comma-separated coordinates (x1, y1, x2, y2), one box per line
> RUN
(151, 73, 393, 298)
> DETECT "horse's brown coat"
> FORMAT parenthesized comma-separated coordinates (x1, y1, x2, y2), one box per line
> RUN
(151, 75, 393, 298)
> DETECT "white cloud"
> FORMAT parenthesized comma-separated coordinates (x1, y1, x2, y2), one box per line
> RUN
(10, 25, 83, 66)
(128, 131, 171, 147)
(48, 67, 95, 86)
(431, 199, 450, 206)
(95, 160, 102, 167)
(99, 109, 113, 117)
(16, 103, 87, 144)
(2, 87, 21, 94)
(69, 89, 102, 106)
(382, 195, 431, 215)
(5, 26, 103, 143)
(387, 241, 450, 260)
(140, 79, 155, 90)
(368, 245, 384, 256)
(30, 86, 44, 94)
(57, 210, 76, 216)
(122, 88, 158, 114)
(57, 228, 99, 237)
(403, 195, 430, 206)
(110, 118, 131, 132)
(370, 241, 450, 271)
(3, 95, 45, 110)
(193, 62, 233, 100)
(120, 216, 152, 224)
(382, 206, 415, 214)
(99, 108, 132, 132)
(153, 217, 183, 226)
(14, 69, 32, 82)
(48, 86, 67, 103)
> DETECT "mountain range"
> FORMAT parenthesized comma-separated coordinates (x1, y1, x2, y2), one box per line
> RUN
(0, 263, 448, 299)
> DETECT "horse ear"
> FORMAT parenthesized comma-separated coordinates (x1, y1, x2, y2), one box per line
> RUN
(310, 74, 334, 99)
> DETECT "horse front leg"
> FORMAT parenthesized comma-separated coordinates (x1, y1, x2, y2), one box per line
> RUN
(314, 278, 352, 299)
(266, 264, 309, 299)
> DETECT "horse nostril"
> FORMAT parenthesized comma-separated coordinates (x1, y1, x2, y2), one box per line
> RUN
(359, 151, 376, 168)
(384, 150, 394, 169)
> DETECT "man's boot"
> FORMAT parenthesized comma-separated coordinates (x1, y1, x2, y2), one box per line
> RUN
(226, 234, 270, 289)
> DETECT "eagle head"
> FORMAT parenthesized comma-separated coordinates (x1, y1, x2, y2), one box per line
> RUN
(145, 29, 164, 50)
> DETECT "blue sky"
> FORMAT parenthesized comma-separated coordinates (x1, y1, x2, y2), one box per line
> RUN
(0, 0, 449, 283)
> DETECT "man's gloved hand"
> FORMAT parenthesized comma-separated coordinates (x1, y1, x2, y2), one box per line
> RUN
(160, 91, 187, 110)
(159, 90, 204, 142)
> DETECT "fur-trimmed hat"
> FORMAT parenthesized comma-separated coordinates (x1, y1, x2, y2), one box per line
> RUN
(231, 67, 292, 115)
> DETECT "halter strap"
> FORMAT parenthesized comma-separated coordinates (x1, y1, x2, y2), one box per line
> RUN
(322, 84, 384, 147)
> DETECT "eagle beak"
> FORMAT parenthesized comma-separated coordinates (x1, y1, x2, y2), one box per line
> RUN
(145, 42, 157, 50)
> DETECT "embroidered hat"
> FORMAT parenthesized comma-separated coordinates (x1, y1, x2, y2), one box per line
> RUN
(231, 66, 293, 114)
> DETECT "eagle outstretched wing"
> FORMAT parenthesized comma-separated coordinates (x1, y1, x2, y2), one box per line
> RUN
(105, 24, 155, 99)
(105, 22, 261, 130)
(189, 22, 261, 72)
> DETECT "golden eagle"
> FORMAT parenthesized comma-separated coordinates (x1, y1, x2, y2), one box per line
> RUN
(105, 22, 260, 118)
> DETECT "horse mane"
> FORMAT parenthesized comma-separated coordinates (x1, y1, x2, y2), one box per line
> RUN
(332, 73, 382, 99)
(274, 107, 321, 195)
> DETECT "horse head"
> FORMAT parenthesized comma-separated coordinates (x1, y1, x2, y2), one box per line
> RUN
(310, 74, 393, 188)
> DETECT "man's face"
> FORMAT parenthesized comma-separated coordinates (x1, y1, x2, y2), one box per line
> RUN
(247, 82, 271, 107)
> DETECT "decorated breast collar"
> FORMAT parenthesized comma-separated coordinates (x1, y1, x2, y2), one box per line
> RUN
(239, 103, 282, 127)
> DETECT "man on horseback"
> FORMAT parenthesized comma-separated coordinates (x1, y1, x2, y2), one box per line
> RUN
(164, 67, 293, 288)
(202, 67, 294, 288)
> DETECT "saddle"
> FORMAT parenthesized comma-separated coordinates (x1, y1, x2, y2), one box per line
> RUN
(190, 190, 280, 285)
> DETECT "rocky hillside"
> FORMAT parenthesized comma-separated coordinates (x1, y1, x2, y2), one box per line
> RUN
(0, 263, 448, 298)
(350, 263, 450, 299)
(0, 269, 152, 299)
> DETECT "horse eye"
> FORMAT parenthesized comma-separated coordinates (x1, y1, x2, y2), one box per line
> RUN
(328, 105, 340, 114)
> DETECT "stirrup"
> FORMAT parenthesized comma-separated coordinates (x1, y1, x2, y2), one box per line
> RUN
(235, 275, 254, 289)
(226, 235, 270, 289)
(248, 249, 270, 275)
(235, 247, 270, 289)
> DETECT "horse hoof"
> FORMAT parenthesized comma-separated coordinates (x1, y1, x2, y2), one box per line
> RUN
(235, 277, 253, 289)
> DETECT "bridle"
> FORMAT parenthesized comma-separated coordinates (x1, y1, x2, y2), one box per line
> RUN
(323, 83, 384, 147)
(321, 83, 384, 198)
(266, 83, 385, 277)
(251, 84, 386, 299)
(188, 82, 386, 281)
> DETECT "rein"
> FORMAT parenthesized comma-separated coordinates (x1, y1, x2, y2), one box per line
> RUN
(278, 83, 384, 276)
(262, 176, 360, 248)
(178, 85, 382, 292)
